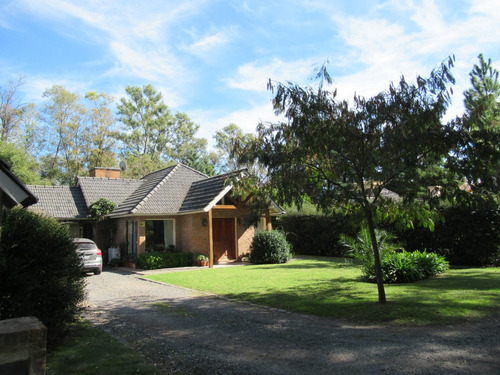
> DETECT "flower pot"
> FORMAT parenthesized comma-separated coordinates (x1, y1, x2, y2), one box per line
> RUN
(197, 260, 209, 267)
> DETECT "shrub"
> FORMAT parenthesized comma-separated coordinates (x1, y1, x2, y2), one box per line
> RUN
(249, 230, 292, 264)
(340, 227, 401, 276)
(375, 250, 449, 283)
(136, 251, 193, 270)
(0, 208, 85, 344)
(276, 213, 357, 257)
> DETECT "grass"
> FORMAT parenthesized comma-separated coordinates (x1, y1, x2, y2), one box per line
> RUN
(145, 257, 500, 326)
(46, 319, 159, 375)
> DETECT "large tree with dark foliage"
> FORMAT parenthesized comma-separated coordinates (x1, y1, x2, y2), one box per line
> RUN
(236, 58, 456, 303)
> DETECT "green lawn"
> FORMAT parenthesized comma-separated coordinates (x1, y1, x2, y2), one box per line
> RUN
(145, 257, 500, 325)
(46, 319, 159, 375)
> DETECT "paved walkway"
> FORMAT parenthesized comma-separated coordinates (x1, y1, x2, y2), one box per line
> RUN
(83, 268, 500, 375)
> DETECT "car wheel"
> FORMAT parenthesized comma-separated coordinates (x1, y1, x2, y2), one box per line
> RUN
(94, 269, 102, 275)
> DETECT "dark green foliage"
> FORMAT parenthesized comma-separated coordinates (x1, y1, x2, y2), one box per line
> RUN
(364, 250, 449, 284)
(340, 227, 402, 276)
(276, 214, 356, 256)
(136, 251, 193, 270)
(395, 206, 500, 266)
(249, 230, 292, 264)
(0, 208, 85, 344)
(88, 198, 117, 221)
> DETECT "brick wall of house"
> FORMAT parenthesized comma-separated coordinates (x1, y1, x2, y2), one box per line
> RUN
(190, 212, 210, 255)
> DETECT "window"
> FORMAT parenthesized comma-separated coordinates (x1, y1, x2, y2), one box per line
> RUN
(146, 219, 175, 251)
(127, 220, 138, 255)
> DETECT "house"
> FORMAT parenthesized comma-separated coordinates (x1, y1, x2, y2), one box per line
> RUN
(0, 158, 38, 243)
(28, 164, 283, 266)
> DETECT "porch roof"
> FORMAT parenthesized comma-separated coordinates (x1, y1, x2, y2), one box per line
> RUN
(179, 173, 234, 213)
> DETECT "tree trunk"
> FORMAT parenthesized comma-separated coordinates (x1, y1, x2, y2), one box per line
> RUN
(364, 207, 387, 303)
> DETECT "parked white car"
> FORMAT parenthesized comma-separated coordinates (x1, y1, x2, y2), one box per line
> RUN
(73, 238, 102, 275)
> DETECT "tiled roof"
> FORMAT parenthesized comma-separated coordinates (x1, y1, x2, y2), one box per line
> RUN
(110, 164, 207, 216)
(179, 173, 232, 212)
(78, 177, 143, 207)
(27, 185, 89, 219)
(26, 164, 257, 220)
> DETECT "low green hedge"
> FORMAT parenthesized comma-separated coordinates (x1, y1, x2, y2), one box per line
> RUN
(136, 251, 194, 270)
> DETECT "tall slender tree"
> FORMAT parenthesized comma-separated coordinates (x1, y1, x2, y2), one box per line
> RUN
(0, 76, 26, 142)
(85, 91, 118, 168)
(456, 54, 500, 194)
(40, 85, 86, 185)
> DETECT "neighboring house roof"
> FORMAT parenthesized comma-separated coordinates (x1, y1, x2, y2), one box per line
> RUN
(27, 163, 282, 220)
(28, 186, 89, 219)
(0, 158, 38, 208)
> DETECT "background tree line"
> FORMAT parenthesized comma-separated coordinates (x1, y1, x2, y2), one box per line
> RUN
(0, 80, 255, 185)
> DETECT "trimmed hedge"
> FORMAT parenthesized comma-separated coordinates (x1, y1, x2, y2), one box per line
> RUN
(136, 251, 193, 270)
(393, 207, 500, 266)
(275, 214, 356, 257)
(249, 230, 292, 264)
(0, 208, 85, 344)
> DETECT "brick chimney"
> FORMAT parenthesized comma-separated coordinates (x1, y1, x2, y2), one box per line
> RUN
(89, 167, 121, 179)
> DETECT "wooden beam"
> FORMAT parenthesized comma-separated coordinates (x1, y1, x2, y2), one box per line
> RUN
(208, 209, 214, 268)
(266, 209, 272, 231)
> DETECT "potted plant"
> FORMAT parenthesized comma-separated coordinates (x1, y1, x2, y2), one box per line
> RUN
(123, 254, 137, 269)
(196, 254, 209, 267)
(109, 257, 121, 267)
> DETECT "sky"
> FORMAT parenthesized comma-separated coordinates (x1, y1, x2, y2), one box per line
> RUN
(1, 0, 500, 149)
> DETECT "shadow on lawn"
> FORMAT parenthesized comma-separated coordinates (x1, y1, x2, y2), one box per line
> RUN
(224, 273, 500, 325)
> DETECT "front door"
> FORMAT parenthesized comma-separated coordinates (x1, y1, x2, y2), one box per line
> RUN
(213, 218, 236, 261)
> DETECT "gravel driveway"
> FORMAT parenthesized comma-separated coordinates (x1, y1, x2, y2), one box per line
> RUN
(83, 268, 500, 375)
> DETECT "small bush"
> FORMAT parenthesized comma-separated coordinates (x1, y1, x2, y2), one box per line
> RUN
(364, 250, 449, 283)
(0, 208, 85, 344)
(249, 231, 292, 264)
(340, 227, 401, 276)
(136, 251, 193, 270)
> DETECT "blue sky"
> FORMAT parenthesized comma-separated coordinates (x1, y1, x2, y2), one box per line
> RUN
(1, 0, 500, 148)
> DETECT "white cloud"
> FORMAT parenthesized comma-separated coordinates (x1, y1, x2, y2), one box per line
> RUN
(190, 101, 278, 149)
(181, 28, 235, 59)
(226, 58, 320, 92)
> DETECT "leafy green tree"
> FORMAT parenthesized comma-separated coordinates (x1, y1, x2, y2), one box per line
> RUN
(0, 141, 43, 184)
(0, 76, 26, 142)
(121, 154, 167, 179)
(40, 85, 87, 185)
(180, 149, 216, 176)
(455, 54, 500, 195)
(117, 84, 208, 165)
(214, 123, 255, 173)
(236, 58, 456, 303)
(84, 91, 118, 168)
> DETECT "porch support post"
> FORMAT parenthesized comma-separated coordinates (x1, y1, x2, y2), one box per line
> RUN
(265, 209, 272, 231)
(208, 209, 214, 268)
